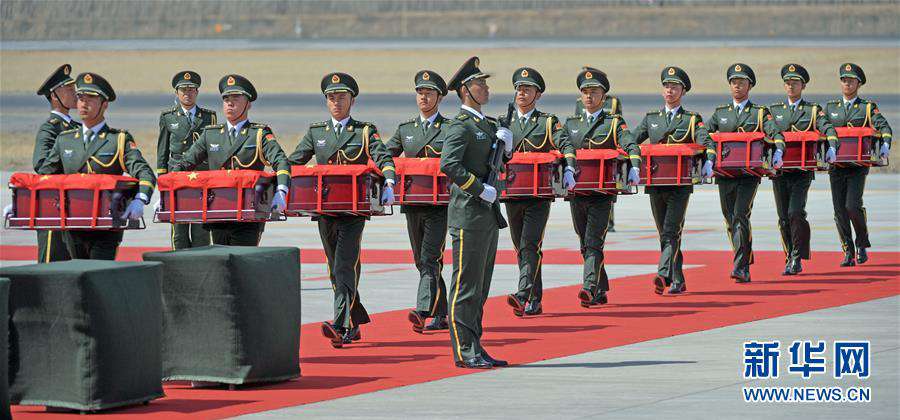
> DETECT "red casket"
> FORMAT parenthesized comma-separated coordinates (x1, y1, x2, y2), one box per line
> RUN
(639, 143, 707, 186)
(570, 149, 634, 195)
(394, 157, 450, 206)
(711, 132, 775, 177)
(781, 131, 823, 171)
(500, 151, 562, 201)
(6, 173, 142, 230)
(830, 127, 886, 168)
(156, 170, 279, 223)
(287, 164, 385, 217)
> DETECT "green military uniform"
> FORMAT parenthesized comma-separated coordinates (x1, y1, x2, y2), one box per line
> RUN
(823, 63, 892, 265)
(384, 70, 450, 331)
(560, 68, 640, 305)
(33, 64, 77, 263)
(633, 67, 716, 292)
(440, 57, 508, 367)
(173, 74, 291, 246)
(289, 72, 397, 344)
(157, 71, 216, 250)
(38, 72, 156, 260)
(769, 64, 839, 274)
(705, 63, 785, 282)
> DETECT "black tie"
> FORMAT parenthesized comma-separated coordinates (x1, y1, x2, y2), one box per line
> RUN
(422, 120, 429, 134)
(335, 123, 342, 135)
(668, 111, 675, 123)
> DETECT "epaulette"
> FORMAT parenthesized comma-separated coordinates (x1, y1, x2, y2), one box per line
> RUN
(485, 116, 498, 123)
(715, 104, 730, 110)
(161, 106, 178, 115)
(399, 117, 417, 126)
(203, 124, 224, 130)
(107, 127, 127, 134)
(827, 99, 841, 105)
(805, 101, 821, 108)
(771, 102, 785, 107)
(683, 110, 698, 116)
(250, 122, 268, 129)
(566, 114, 582, 121)
(59, 128, 78, 136)
(456, 113, 469, 121)
(647, 109, 661, 115)
(48, 117, 59, 124)
(199, 106, 216, 114)
(353, 120, 375, 128)
(309, 121, 328, 128)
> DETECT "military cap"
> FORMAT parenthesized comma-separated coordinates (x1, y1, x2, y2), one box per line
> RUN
(661, 66, 692, 92)
(321, 72, 359, 97)
(839, 63, 866, 85)
(172, 70, 201, 89)
(512, 67, 545, 93)
(448, 56, 490, 92)
(414, 70, 447, 96)
(576, 67, 610, 92)
(219, 74, 257, 102)
(780, 63, 809, 83)
(37, 64, 75, 96)
(727, 63, 756, 86)
(75, 72, 116, 102)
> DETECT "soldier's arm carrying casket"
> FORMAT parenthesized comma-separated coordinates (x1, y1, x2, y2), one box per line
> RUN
(172, 127, 210, 172)
(383, 125, 404, 157)
(555, 118, 577, 171)
(761, 107, 786, 153)
(811, 105, 839, 149)
(288, 129, 315, 166)
(257, 125, 291, 188)
(693, 114, 717, 162)
(121, 131, 157, 199)
(440, 121, 484, 197)
(614, 117, 642, 168)
(365, 125, 396, 182)
(869, 101, 893, 147)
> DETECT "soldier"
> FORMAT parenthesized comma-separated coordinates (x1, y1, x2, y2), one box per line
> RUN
(157, 71, 217, 250)
(33, 64, 79, 263)
(769, 64, 839, 275)
(440, 56, 511, 369)
(172, 74, 290, 246)
(37, 72, 155, 260)
(384, 70, 451, 333)
(289, 72, 397, 348)
(704, 63, 785, 283)
(823, 63, 892, 266)
(575, 67, 620, 232)
(633, 67, 716, 294)
(559, 68, 640, 305)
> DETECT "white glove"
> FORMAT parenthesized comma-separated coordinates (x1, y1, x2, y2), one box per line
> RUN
(122, 199, 145, 221)
(3, 204, 12, 219)
(627, 167, 640, 186)
(496, 127, 513, 153)
(563, 168, 576, 191)
(479, 184, 497, 203)
(880, 143, 890, 158)
(381, 180, 395, 205)
(701, 160, 714, 178)
(825, 147, 836, 163)
(772, 149, 784, 169)
(271, 186, 288, 213)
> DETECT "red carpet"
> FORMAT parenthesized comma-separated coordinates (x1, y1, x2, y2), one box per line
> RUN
(9, 249, 900, 419)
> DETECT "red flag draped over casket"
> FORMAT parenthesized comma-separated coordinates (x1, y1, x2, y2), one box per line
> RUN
(569, 149, 634, 195)
(287, 163, 386, 217)
(6, 172, 142, 230)
(711, 132, 774, 177)
(781, 131, 823, 171)
(500, 151, 562, 200)
(831, 126, 886, 168)
(393, 157, 450, 205)
(638, 143, 707, 186)
(155, 169, 279, 223)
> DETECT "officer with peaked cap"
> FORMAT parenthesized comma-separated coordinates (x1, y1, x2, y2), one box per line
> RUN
(173, 74, 291, 246)
(157, 70, 217, 250)
(823, 63, 892, 266)
(768, 63, 839, 275)
(384, 70, 453, 334)
(573, 66, 623, 116)
(289, 72, 397, 348)
(632, 66, 716, 294)
(37, 72, 156, 260)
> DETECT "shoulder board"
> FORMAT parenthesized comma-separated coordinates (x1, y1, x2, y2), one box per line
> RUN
(58, 128, 78, 136)
(805, 102, 821, 108)
(456, 113, 469, 121)
(715, 104, 730, 109)
(771, 102, 785, 107)
(683, 110, 698, 116)
(827, 100, 841, 104)
(47, 117, 59, 125)
(309, 121, 328, 128)
(162, 106, 179, 115)
(107, 127, 127, 134)
(250, 122, 269, 129)
(203, 124, 224, 130)
(646, 110, 661, 115)
(485, 116, 498, 123)
(541, 113, 556, 120)
(566, 115, 581, 121)
(400, 117, 417, 125)
(608, 113, 624, 120)
(858, 98, 872, 104)
(199, 107, 216, 114)
(354, 120, 375, 128)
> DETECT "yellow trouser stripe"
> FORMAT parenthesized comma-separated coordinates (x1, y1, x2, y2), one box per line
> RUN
(170, 225, 176, 250)
(450, 229, 464, 360)
(430, 236, 447, 316)
(45, 231, 53, 263)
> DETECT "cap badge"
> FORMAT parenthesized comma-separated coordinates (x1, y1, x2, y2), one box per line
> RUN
(331, 74, 340, 84)
(63, 65, 70, 75)
(585, 71, 593, 79)
(844, 64, 852, 71)
(474, 58, 480, 67)
(184, 73, 191, 80)
(521, 69, 529, 77)
(668, 67, 676, 76)
(734, 64, 742, 72)
(83, 73, 93, 84)
(788, 65, 796, 72)
(226, 76, 235, 86)
(422, 72, 430, 81)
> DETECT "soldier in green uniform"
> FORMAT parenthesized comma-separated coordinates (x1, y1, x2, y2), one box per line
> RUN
(633, 67, 716, 294)
(441, 56, 511, 369)
(384, 70, 451, 333)
(501, 67, 569, 317)
(172, 74, 290, 246)
(157, 71, 217, 250)
(33, 64, 78, 263)
(768, 63, 839, 275)
(289, 72, 397, 348)
(38, 72, 156, 260)
(559, 68, 640, 305)
(704, 63, 785, 283)
(823, 63, 892, 266)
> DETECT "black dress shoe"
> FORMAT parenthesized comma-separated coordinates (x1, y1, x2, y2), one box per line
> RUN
(653, 275, 666, 295)
(507, 294, 526, 317)
(589, 290, 608, 305)
(668, 282, 686, 294)
(424, 316, 448, 331)
(578, 289, 594, 307)
(321, 322, 344, 348)
(782, 261, 794, 276)
(524, 300, 542, 315)
(455, 356, 492, 369)
(857, 248, 868, 264)
(840, 253, 856, 267)
(481, 352, 508, 367)
(342, 326, 361, 344)
(408, 310, 426, 333)
(789, 258, 802, 274)
(733, 268, 751, 283)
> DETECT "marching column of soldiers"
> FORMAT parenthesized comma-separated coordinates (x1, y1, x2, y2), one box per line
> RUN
(14, 58, 892, 369)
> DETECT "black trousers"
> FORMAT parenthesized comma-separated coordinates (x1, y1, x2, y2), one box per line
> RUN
(772, 171, 813, 262)
(569, 195, 615, 294)
(64, 230, 123, 260)
(318, 216, 370, 329)
(829, 166, 870, 257)
(648, 186, 691, 285)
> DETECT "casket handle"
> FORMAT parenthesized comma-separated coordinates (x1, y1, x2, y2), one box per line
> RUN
(650, 161, 659, 174)
(506, 166, 516, 182)
(721, 145, 731, 159)
(403, 177, 413, 192)
(206, 190, 216, 206)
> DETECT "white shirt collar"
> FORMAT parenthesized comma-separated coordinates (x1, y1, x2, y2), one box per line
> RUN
(227, 119, 248, 133)
(83, 121, 106, 138)
(733, 98, 750, 111)
(181, 105, 197, 117)
(331, 116, 351, 129)
(843, 96, 858, 106)
(420, 113, 439, 125)
(516, 108, 535, 121)
(50, 110, 72, 123)
(664, 105, 682, 115)
(460, 104, 485, 120)
(585, 108, 603, 121)
(788, 98, 802, 107)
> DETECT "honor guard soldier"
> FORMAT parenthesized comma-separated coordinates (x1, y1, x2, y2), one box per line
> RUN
(823, 63, 892, 266)
(559, 68, 640, 305)
(384, 70, 451, 334)
(633, 67, 716, 294)
(503, 66, 573, 316)
(705, 63, 785, 283)
(37, 72, 156, 260)
(157, 71, 217, 250)
(769, 64, 839, 275)
(440, 56, 511, 369)
(289, 72, 397, 348)
(33, 64, 79, 263)
(172, 74, 290, 245)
